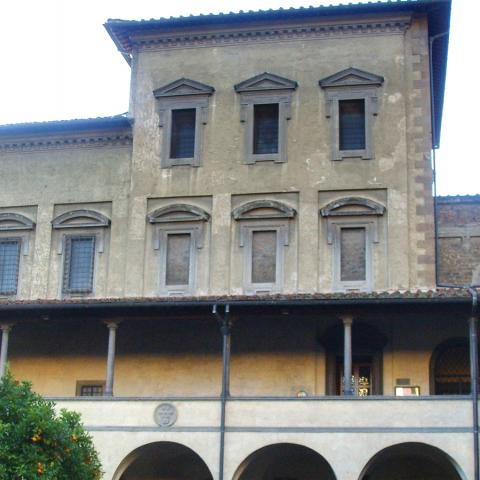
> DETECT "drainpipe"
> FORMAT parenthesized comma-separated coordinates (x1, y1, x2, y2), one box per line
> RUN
(469, 288, 479, 480)
(213, 304, 231, 480)
(430, 28, 479, 480)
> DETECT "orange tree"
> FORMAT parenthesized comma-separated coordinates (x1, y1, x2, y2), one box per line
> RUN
(0, 372, 102, 479)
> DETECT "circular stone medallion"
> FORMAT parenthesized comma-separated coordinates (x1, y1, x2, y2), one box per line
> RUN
(154, 403, 178, 427)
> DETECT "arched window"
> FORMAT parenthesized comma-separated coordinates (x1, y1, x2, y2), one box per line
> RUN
(432, 339, 470, 395)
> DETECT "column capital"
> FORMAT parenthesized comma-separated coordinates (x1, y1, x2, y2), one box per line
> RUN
(340, 314, 354, 326)
(0, 323, 14, 333)
(104, 320, 121, 330)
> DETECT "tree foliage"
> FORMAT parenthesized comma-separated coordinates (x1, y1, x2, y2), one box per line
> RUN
(0, 372, 102, 480)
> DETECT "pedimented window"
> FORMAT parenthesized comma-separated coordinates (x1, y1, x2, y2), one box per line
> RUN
(147, 204, 210, 295)
(235, 73, 297, 164)
(320, 197, 385, 291)
(233, 200, 296, 294)
(319, 68, 384, 161)
(154, 78, 214, 168)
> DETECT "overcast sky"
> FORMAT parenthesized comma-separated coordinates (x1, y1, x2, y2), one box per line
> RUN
(0, 0, 476, 195)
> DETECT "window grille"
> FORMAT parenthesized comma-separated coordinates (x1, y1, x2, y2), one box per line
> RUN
(63, 236, 95, 294)
(0, 239, 20, 295)
(339, 99, 366, 151)
(170, 108, 196, 159)
(434, 343, 470, 394)
(79, 384, 104, 396)
(253, 103, 279, 154)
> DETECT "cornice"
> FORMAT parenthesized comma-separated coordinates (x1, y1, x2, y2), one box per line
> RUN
(132, 19, 410, 51)
(0, 134, 133, 153)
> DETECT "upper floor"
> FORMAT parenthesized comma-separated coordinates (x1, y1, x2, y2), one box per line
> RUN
(0, 1, 451, 300)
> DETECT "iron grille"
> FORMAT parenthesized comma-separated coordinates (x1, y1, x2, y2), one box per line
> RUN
(0, 239, 21, 295)
(339, 99, 366, 150)
(63, 236, 95, 294)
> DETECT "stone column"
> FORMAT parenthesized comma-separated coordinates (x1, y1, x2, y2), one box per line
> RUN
(342, 315, 354, 396)
(0, 324, 13, 379)
(104, 321, 120, 396)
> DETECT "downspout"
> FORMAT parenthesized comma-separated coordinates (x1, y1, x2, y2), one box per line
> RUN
(213, 304, 231, 480)
(430, 29, 479, 480)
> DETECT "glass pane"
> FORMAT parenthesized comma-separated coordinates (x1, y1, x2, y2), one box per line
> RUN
(253, 103, 279, 154)
(0, 240, 20, 295)
(66, 237, 95, 293)
(339, 99, 365, 150)
(170, 108, 196, 159)
(251, 230, 277, 284)
(340, 228, 366, 282)
(166, 233, 191, 286)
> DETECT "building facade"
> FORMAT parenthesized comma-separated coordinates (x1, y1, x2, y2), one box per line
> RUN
(2, 1, 477, 480)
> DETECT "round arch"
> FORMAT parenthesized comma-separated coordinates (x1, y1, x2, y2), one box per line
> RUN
(113, 441, 213, 480)
(429, 337, 470, 395)
(233, 443, 336, 480)
(358, 442, 465, 480)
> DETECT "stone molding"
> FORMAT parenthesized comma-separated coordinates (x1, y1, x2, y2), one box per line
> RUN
(52, 210, 111, 230)
(320, 197, 386, 217)
(0, 213, 36, 231)
(131, 19, 410, 51)
(232, 200, 297, 220)
(0, 134, 133, 153)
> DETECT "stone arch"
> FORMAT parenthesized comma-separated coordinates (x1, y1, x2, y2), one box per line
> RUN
(233, 443, 336, 480)
(113, 441, 213, 480)
(430, 337, 470, 395)
(358, 442, 466, 480)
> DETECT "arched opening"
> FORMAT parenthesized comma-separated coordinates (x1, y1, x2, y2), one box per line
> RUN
(320, 322, 387, 395)
(430, 338, 470, 395)
(234, 443, 336, 480)
(359, 442, 464, 480)
(115, 442, 213, 480)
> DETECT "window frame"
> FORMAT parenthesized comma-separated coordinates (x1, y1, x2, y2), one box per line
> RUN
(52, 209, 110, 298)
(319, 67, 384, 161)
(242, 223, 287, 294)
(0, 212, 36, 298)
(147, 203, 210, 297)
(154, 78, 214, 168)
(76, 380, 106, 397)
(0, 237, 22, 296)
(62, 234, 97, 295)
(234, 72, 297, 164)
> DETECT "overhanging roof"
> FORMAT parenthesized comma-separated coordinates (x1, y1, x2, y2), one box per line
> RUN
(105, 0, 451, 148)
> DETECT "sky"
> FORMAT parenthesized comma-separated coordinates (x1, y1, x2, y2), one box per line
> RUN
(0, 0, 477, 195)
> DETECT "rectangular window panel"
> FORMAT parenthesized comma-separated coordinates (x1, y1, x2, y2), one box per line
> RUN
(165, 233, 191, 286)
(0, 239, 20, 295)
(170, 108, 196, 159)
(253, 103, 279, 154)
(340, 228, 366, 282)
(251, 230, 277, 284)
(79, 384, 104, 396)
(64, 236, 95, 293)
(339, 99, 366, 151)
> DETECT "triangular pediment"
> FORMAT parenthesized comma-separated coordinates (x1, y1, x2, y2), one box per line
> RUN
(319, 68, 384, 89)
(153, 78, 214, 98)
(234, 72, 297, 93)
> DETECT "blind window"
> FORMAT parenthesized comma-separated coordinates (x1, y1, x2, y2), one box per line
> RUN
(170, 108, 196, 159)
(253, 103, 279, 154)
(0, 239, 20, 295)
(63, 236, 95, 294)
(251, 230, 277, 284)
(340, 228, 366, 282)
(165, 233, 191, 286)
(339, 99, 366, 151)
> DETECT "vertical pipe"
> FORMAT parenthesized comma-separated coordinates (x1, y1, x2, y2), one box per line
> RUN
(469, 287, 479, 480)
(214, 304, 231, 480)
(0, 324, 12, 379)
(343, 315, 353, 396)
(105, 321, 119, 397)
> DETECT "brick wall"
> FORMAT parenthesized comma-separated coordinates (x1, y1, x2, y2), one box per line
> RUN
(437, 196, 480, 285)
